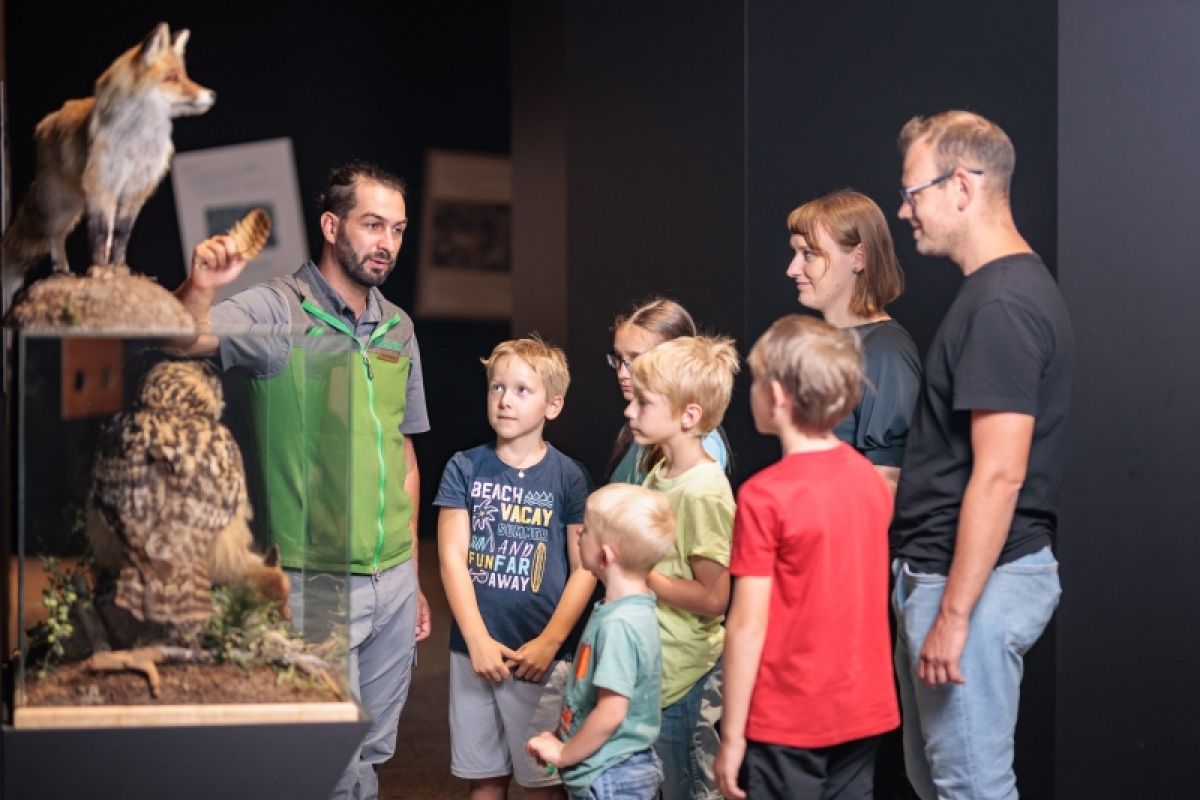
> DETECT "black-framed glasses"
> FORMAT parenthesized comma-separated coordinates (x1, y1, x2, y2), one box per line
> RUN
(899, 168, 984, 207)
(605, 351, 634, 371)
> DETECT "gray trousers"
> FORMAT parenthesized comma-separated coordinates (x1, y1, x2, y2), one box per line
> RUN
(290, 560, 418, 800)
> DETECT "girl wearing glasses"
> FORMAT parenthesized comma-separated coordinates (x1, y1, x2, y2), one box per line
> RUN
(603, 297, 731, 484)
(786, 189, 921, 493)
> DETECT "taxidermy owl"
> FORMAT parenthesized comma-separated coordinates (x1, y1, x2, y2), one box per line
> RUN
(87, 359, 289, 625)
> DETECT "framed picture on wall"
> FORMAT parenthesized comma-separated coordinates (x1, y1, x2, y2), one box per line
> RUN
(171, 137, 309, 302)
(415, 150, 512, 320)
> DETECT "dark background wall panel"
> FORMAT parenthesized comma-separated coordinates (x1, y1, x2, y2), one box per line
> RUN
(512, 0, 569, 346)
(1057, 2, 1200, 797)
(559, 2, 746, 480)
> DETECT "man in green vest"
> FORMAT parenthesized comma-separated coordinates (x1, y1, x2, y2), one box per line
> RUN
(177, 162, 431, 800)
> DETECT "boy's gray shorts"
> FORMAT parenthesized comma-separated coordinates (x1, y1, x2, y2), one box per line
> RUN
(448, 652, 569, 788)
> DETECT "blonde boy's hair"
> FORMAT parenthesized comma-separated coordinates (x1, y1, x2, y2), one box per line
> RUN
(748, 315, 864, 434)
(586, 484, 677, 573)
(630, 335, 739, 433)
(481, 335, 570, 399)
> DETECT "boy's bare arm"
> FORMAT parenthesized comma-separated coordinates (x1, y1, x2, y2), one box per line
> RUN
(513, 522, 596, 680)
(647, 556, 731, 617)
(438, 507, 518, 681)
(527, 689, 629, 769)
(714, 575, 772, 800)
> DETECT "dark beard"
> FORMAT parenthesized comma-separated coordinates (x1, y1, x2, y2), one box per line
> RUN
(335, 227, 395, 288)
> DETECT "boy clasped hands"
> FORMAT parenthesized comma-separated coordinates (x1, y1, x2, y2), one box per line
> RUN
(436, 337, 595, 799)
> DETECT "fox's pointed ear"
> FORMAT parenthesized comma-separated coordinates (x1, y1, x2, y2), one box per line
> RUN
(140, 23, 171, 65)
(264, 544, 280, 567)
(172, 29, 191, 55)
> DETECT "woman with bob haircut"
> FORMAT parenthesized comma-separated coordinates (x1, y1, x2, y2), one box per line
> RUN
(785, 189, 921, 492)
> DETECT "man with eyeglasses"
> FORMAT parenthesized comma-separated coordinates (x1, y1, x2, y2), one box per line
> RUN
(889, 110, 1075, 800)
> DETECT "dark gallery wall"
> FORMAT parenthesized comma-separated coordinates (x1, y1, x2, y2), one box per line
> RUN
(3, 3, 514, 539)
(512, 0, 568, 347)
(1056, 2, 1200, 797)
(553, 2, 747, 478)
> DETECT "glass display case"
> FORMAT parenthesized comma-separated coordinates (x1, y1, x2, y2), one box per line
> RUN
(3, 328, 373, 796)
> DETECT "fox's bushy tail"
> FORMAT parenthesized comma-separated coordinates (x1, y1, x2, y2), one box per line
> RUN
(2, 199, 49, 306)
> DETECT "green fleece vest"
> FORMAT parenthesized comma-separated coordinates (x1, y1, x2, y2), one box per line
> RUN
(247, 271, 415, 574)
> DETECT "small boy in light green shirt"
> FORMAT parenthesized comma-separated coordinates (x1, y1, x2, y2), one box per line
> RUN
(624, 335, 739, 800)
(527, 483, 678, 799)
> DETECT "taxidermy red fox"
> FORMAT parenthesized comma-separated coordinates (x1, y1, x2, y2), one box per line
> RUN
(1, 22, 214, 291)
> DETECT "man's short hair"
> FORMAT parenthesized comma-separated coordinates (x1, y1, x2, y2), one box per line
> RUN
(318, 161, 408, 218)
(748, 314, 864, 434)
(898, 110, 1016, 198)
(586, 484, 676, 574)
(787, 189, 905, 317)
(481, 335, 570, 399)
(630, 335, 739, 433)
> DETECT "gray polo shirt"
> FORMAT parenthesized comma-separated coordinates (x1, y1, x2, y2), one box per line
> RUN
(210, 261, 430, 435)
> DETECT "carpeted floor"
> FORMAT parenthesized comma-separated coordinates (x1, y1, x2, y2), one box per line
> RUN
(378, 539, 537, 800)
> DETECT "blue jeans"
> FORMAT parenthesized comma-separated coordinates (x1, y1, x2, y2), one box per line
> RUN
(892, 546, 1061, 800)
(585, 750, 662, 800)
(653, 663, 722, 800)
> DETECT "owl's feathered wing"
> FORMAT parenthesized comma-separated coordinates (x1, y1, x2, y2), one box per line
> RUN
(89, 407, 246, 624)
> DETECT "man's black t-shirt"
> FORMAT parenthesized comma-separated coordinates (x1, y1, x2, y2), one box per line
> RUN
(893, 253, 1075, 574)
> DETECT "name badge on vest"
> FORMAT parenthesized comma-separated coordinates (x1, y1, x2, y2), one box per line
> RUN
(373, 349, 402, 363)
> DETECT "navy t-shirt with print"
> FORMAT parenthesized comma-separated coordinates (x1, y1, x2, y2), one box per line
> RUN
(436, 443, 591, 661)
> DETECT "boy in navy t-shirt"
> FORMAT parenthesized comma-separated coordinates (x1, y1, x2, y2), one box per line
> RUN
(436, 336, 594, 799)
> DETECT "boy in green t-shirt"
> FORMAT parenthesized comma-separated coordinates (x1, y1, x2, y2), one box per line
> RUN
(527, 483, 677, 799)
(625, 336, 740, 800)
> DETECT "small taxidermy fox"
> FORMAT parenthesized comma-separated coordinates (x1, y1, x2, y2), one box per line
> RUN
(2, 22, 214, 289)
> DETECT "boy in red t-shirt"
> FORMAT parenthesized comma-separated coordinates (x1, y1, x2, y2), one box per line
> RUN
(714, 315, 899, 800)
